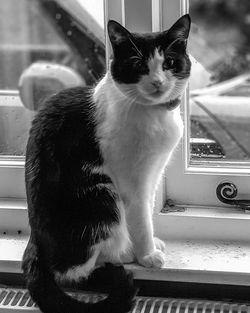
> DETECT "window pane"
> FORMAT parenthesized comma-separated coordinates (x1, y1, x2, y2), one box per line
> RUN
(189, 0, 250, 163)
(0, 0, 105, 157)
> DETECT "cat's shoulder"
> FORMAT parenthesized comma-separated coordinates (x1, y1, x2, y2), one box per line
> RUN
(41, 86, 94, 113)
(29, 86, 95, 139)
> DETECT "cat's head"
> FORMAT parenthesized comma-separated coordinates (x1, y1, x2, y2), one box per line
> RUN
(108, 15, 191, 108)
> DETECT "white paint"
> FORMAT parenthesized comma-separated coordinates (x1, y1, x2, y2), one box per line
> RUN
(3, 233, 250, 286)
(127, 239, 250, 286)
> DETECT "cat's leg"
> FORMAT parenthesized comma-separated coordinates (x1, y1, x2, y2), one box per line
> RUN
(126, 195, 166, 268)
(96, 201, 133, 265)
(150, 190, 166, 254)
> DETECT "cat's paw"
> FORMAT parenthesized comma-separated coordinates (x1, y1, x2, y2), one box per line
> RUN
(154, 237, 166, 253)
(138, 249, 166, 268)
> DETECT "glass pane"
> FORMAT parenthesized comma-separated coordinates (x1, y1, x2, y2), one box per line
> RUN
(189, 0, 250, 163)
(0, 0, 105, 157)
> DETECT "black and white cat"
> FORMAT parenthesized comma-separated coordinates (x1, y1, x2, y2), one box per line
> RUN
(22, 15, 191, 313)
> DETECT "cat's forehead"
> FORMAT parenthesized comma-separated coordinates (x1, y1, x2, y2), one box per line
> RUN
(130, 33, 161, 55)
(148, 48, 164, 68)
(150, 48, 164, 60)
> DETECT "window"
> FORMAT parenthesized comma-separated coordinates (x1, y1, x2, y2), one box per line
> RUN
(1, 0, 250, 283)
(0, 0, 105, 198)
(189, 0, 250, 164)
(1, 0, 250, 220)
(159, 0, 250, 214)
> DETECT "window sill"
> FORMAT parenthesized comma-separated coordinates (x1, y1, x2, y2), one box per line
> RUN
(127, 239, 250, 286)
(1, 235, 250, 286)
(2, 201, 250, 285)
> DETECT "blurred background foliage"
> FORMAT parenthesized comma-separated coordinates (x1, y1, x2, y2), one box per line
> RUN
(189, 0, 250, 83)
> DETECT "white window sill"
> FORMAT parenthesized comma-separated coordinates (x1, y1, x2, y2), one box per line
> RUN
(126, 239, 250, 286)
(1, 235, 250, 286)
(1, 200, 250, 286)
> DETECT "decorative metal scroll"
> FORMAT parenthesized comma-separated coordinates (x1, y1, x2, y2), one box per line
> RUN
(216, 182, 250, 211)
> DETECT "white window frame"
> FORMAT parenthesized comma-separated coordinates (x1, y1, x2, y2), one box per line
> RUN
(159, 0, 250, 209)
(1, 0, 250, 285)
(105, 0, 250, 246)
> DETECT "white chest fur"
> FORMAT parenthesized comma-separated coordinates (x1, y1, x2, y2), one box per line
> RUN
(93, 73, 184, 267)
(94, 73, 183, 193)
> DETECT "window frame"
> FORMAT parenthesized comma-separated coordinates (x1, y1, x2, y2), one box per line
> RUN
(161, 0, 250, 211)
(0, 0, 249, 234)
(1, 0, 250, 285)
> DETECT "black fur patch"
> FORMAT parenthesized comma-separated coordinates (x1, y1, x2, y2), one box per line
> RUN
(25, 87, 119, 273)
(108, 15, 191, 84)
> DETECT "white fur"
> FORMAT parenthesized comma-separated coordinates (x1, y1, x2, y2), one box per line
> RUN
(93, 58, 184, 267)
(116, 48, 188, 106)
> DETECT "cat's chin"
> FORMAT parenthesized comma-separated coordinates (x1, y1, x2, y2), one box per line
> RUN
(140, 92, 172, 106)
(131, 93, 172, 106)
(137, 92, 181, 109)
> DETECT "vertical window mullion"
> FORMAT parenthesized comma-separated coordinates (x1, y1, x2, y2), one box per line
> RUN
(152, 0, 162, 32)
(162, 0, 181, 29)
(104, 0, 125, 65)
(123, 0, 152, 32)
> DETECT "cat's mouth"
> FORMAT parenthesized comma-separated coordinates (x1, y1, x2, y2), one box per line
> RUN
(149, 89, 165, 98)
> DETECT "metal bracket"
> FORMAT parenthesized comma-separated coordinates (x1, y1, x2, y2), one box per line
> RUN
(161, 199, 186, 213)
(216, 181, 250, 212)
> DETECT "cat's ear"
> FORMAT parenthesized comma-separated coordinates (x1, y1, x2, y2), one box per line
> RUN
(167, 14, 191, 40)
(108, 20, 132, 47)
(161, 14, 191, 52)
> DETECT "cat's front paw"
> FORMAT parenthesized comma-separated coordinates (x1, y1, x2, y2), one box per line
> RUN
(154, 237, 166, 253)
(138, 249, 166, 268)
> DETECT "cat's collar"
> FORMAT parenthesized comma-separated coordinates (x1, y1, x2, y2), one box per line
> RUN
(159, 98, 181, 111)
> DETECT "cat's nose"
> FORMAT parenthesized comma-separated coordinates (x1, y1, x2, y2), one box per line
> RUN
(151, 79, 163, 89)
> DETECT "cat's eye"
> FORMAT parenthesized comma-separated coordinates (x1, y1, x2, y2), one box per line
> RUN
(133, 59, 144, 68)
(132, 58, 147, 72)
(163, 57, 175, 70)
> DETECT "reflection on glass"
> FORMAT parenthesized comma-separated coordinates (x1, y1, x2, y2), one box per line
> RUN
(189, 0, 250, 163)
(0, 0, 104, 156)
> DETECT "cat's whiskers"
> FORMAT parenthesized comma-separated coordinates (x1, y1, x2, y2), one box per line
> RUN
(93, 223, 102, 244)
(165, 37, 185, 52)
(169, 78, 188, 100)
(129, 56, 142, 61)
(125, 91, 140, 108)
(80, 226, 87, 241)
(117, 86, 138, 103)
(128, 37, 143, 58)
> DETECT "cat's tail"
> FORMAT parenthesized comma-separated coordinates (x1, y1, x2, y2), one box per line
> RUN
(22, 239, 137, 313)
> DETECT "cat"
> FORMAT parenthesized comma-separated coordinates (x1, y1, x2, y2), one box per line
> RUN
(22, 14, 191, 313)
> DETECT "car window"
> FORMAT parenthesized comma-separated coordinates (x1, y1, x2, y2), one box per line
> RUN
(188, 0, 250, 164)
